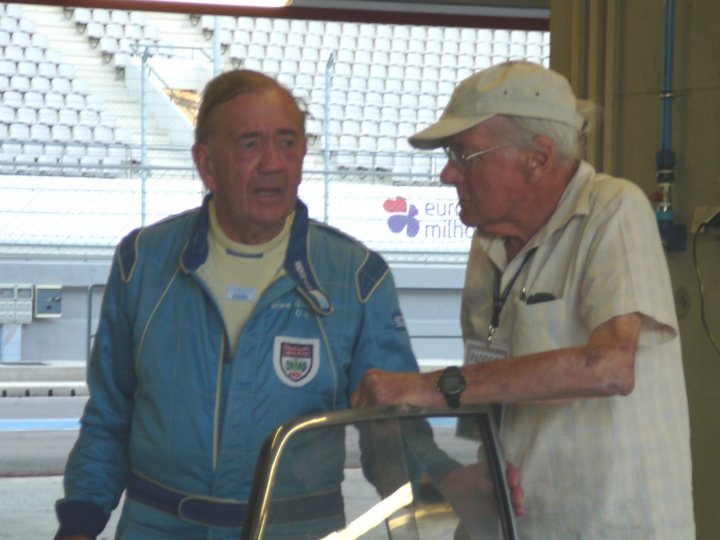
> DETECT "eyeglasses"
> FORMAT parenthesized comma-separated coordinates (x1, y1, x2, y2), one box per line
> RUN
(442, 142, 517, 170)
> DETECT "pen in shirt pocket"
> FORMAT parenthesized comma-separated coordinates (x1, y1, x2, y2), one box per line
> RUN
(520, 288, 556, 304)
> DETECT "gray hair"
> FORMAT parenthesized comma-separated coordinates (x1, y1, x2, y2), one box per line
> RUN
(503, 99, 601, 160)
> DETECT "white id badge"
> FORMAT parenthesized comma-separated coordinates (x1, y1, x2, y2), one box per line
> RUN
(465, 339, 508, 365)
(457, 340, 509, 440)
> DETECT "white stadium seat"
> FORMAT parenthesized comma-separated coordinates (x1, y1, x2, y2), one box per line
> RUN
(442, 40, 459, 56)
(86, 21, 104, 44)
(72, 78, 91, 95)
(73, 7, 91, 30)
(44, 92, 64, 109)
(23, 91, 44, 108)
(23, 45, 44, 62)
(51, 124, 72, 143)
(9, 122, 30, 140)
(0, 60, 15, 77)
(38, 107, 59, 125)
(65, 93, 86, 110)
(51, 76, 72, 94)
(105, 22, 123, 40)
(4, 44, 23, 62)
(30, 123, 50, 141)
(0, 105, 14, 124)
(130, 11, 147, 27)
(3, 90, 23, 108)
(124, 23, 142, 40)
(110, 10, 129, 25)
(79, 109, 100, 127)
(255, 17, 273, 33)
(235, 16, 253, 31)
(91, 9, 111, 25)
(0, 15, 18, 33)
(58, 108, 79, 126)
(325, 21, 342, 36)
(477, 29, 493, 43)
(72, 125, 93, 143)
(10, 74, 30, 92)
(37, 152, 60, 174)
(37, 61, 58, 78)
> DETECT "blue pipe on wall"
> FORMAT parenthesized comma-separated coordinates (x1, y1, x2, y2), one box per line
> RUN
(656, 0, 685, 251)
(657, 0, 675, 179)
(661, 0, 674, 151)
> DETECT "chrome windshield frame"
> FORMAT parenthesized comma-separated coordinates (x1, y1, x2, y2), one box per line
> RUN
(240, 404, 518, 540)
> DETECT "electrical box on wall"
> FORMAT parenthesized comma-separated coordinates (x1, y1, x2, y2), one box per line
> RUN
(0, 284, 34, 324)
(34, 285, 62, 318)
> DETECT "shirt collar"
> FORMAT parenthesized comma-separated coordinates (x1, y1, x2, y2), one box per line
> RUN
(181, 195, 332, 315)
(478, 160, 596, 268)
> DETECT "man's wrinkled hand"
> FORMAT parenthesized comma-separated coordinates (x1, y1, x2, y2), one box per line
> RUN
(351, 369, 439, 408)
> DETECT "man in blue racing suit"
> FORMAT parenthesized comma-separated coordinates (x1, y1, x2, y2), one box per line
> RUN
(54, 70, 419, 539)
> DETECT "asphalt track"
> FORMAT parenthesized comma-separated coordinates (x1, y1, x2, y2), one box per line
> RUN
(0, 397, 120, 539)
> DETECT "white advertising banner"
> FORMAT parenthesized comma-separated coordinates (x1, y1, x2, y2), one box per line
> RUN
(299, 180, 474, 256)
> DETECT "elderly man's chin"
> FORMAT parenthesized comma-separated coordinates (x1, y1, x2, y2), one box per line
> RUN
(457, 206, 481, 229)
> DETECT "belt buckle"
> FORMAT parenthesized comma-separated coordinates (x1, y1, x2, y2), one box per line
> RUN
(177, 496, 206, 525)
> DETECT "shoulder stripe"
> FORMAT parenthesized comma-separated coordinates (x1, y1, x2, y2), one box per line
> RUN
(356, 250, 389, 303)
(118, 228, 141, 283)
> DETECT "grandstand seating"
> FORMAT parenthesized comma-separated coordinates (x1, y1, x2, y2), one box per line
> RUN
(221, 15, 548, 172)
(71, 6, 162, 78)
(1, 2, 550, 178)
(0, 2, 132, 177)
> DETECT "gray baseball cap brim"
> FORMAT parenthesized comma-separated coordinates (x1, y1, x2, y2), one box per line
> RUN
(409, 61, 584, 150)
(408, 114, 496, 150)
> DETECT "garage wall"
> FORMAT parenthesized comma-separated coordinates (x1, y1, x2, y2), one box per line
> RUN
(551, 0, 720, 535)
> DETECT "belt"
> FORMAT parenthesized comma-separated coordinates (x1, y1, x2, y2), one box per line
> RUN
(127, 472, 344, 528)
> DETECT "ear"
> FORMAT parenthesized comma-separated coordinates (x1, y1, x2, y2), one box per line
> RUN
(192, 142, 216, 192)
(526, 135, 555, 180)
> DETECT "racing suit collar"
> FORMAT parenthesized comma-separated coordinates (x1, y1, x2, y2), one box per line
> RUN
(180, 193, 212, 272)
(284, 201, 332, 315)
(180, 195, 332, 315)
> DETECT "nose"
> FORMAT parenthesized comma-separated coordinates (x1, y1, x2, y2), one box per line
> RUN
(440, 160, 463, 186)
(258, 141, 284, 171)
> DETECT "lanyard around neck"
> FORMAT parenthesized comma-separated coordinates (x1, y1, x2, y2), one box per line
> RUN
(488, 247, 537, 345)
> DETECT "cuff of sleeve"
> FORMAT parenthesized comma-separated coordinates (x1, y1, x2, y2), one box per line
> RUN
(55, 499, 109, 540)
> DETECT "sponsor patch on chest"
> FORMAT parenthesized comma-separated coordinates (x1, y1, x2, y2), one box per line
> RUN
(273, 336, 320, 387)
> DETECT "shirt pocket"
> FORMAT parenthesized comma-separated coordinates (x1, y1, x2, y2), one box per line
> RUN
(510, 296, 587, 357)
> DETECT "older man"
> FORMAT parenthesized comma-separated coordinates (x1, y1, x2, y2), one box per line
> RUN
(55, 70, 418, 539)
(353, 61, 695, 539)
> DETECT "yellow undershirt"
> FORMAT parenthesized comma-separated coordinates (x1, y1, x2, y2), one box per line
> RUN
(198, 199, 292, 352)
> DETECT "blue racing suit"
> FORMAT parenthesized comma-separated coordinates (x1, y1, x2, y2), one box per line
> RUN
(55, 196, 418, 539)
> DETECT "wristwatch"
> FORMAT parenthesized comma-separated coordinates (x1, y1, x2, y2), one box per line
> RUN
(436, 366, 467, 409)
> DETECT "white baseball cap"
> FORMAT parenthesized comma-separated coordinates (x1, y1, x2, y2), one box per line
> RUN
(409, 61, 584, 149)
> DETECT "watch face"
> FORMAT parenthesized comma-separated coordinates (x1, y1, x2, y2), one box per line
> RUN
(438, 367, 466, 395)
